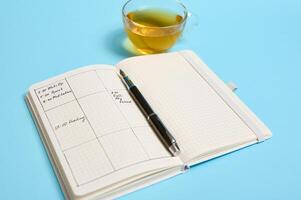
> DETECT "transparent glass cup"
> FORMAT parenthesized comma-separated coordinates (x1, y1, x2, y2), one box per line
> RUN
(122, 0, 188, 54)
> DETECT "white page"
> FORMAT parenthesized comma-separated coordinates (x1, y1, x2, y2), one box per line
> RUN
(28, 65, 183, 196)
(117, 51, 261, 163)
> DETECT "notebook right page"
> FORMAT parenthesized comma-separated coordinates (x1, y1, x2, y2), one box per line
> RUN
(116, 51, 271, 164)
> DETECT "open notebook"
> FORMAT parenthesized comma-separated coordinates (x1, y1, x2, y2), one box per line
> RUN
(26, 50, 272, 200)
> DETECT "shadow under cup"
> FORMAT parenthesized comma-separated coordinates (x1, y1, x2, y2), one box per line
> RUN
(122, 0, 188, 54)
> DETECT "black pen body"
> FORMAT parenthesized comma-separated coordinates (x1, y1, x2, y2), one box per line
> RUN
(120, 69, 180, 155)
(128, 86, 179, 153)
(147, 114, 175, 147)
(128, 86, 153, 116)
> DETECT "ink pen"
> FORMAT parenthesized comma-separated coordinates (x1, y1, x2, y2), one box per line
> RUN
(119, 69, 180, 156)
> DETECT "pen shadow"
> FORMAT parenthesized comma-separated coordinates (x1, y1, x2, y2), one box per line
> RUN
(104, 28, 142, 57)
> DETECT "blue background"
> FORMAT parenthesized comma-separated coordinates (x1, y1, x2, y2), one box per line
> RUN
(1, 0, 300, 199)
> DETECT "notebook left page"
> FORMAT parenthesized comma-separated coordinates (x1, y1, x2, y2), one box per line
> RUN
(27, 65, 183, 199)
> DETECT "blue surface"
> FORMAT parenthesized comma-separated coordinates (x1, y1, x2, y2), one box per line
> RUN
(0, 0, 300, 199)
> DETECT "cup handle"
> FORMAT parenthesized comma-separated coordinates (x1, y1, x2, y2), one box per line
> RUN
(183, 11, 199, 35)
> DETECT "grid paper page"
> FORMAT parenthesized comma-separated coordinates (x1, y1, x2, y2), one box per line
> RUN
(34, 68, 171, 186)
(78, 92, 130, 137)
(133, 127, 171, 159)
(35, 79, 74, 111)
(64, 140, 114, 185)
(117, 53, 257, 163)
(46, 101, 96, 150)
(99, 129, 149, 170)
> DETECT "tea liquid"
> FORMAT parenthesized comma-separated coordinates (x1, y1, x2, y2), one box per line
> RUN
(126, 9, 184, 54)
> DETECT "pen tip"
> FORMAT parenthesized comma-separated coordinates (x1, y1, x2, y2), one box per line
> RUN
(119, 69, 125, 77)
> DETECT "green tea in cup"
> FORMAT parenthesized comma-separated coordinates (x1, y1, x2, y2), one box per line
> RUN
(122, 0, 187, 54)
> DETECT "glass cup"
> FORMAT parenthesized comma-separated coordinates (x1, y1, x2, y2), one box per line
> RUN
(122, 0, 188, 54)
